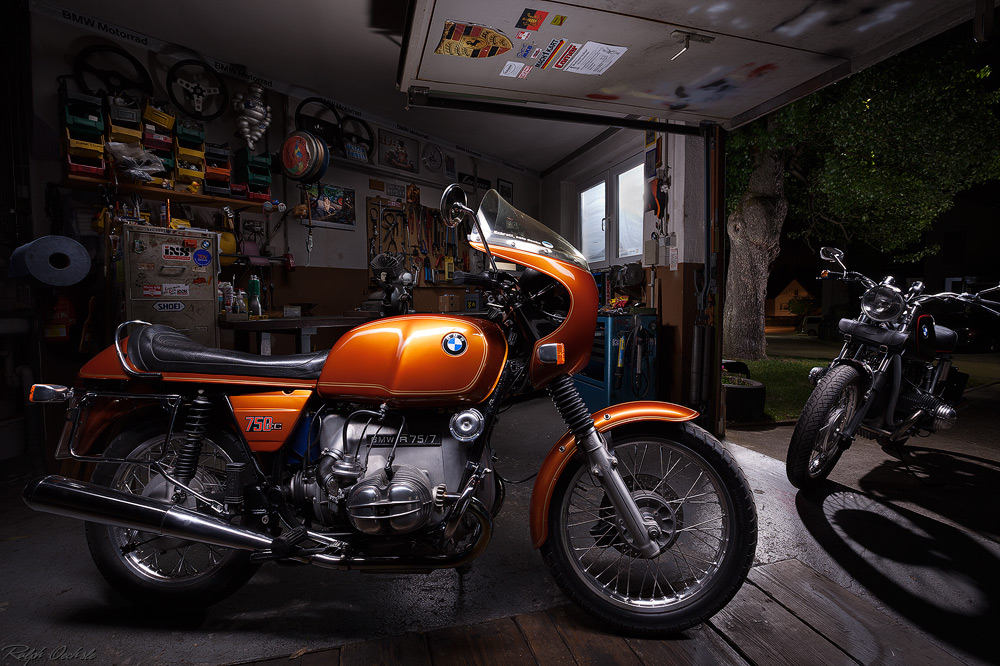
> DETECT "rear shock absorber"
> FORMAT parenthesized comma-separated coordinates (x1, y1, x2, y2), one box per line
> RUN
(549, 375, 596, 440)
(174, 391, 211, 485)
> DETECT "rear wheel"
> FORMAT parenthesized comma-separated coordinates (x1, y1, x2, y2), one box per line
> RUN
(85, 421, 258, 609)
(786, 365, 862, 489)
(541, 423, 757, 635)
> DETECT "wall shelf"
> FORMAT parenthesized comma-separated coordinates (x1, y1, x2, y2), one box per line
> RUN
(63, 173, 261, 209)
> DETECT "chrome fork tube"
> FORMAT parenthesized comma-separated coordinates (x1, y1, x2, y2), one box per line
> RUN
(548, 375, 658, 558)
(576, 429, 660, 558)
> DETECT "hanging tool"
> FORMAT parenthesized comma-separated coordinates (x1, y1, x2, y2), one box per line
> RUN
(383, 211, 402, 254)
(304, 188, 314, 266)
(369, 203, 380, 260)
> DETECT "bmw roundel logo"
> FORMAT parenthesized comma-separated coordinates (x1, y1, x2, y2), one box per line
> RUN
(442, 332, 467, 356)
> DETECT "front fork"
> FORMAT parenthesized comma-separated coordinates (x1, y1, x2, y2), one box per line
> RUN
(836, 357, 891, 448)
(576, 428, 661, 558)
(549, 375, 659, 558)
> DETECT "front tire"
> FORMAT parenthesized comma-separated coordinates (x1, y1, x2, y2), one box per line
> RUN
(85, 421, 259, 609)
(786, 365, 862, 489)
(541, 422, 757, 635)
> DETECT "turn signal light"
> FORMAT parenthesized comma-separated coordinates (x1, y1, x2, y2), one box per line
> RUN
(537, 343, 565, 365)
(29, 384, 74, 403)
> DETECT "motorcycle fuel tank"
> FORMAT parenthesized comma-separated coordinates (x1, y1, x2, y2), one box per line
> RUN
(317, 315, 507, 406)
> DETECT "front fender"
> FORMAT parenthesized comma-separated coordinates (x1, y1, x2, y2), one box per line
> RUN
(528, 400, 698, 548)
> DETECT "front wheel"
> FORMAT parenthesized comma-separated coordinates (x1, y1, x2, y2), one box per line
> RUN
(85, 421, 259, 609)
(786, 364, 862, 489)
(541, 422, 757, 635)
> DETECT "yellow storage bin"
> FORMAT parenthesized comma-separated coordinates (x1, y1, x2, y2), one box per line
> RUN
(64, 127, 105, 159)
(108, 120, 141, 143)
(174, 137, 205, 164)
(142, 100, 175, 130)
(174, 163, 205, 183)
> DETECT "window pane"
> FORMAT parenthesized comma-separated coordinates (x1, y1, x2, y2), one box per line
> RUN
(617, 164, 643, 258)
(580, 182, 606, 264)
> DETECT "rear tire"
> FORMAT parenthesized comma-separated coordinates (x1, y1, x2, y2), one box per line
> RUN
(85, 421, 259, 609)
(540, 422, 757, 635)
(786, 365, 862, 489)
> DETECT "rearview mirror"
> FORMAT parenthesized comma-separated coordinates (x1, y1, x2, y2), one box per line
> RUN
(440, 184, 473, 229)
(819, 247, 844, 263)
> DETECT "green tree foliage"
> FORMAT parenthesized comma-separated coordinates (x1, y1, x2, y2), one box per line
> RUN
(727, 27, 1000, 260)
(787, 296, 818, 317)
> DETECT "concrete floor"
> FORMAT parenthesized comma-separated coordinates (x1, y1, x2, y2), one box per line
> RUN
(1, 338, 997, 665)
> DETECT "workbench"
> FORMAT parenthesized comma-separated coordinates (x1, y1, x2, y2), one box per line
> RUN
(219, 313, 377, 354)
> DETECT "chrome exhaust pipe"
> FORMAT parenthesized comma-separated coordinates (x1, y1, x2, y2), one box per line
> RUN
(889, 409, 924, 442)
(23, 475, 273, 551)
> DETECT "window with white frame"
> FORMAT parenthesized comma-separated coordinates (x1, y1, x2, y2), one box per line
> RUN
(578, 156, 644, 268)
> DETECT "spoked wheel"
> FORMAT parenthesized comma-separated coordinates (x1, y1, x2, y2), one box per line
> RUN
(85, 422, 258, 609)
(542, 423, 757, 635)
(786, 365, 862, 489)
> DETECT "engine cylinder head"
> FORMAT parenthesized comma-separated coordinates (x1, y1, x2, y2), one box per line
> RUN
(929, 403, 957, 430)
(346, 464, 433, 535)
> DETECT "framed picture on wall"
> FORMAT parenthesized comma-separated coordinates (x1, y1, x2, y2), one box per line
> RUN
(443, 153, 457, 180)
(304, 184, 356, 230)
(378, 130, 418, 173)
(497, 178, 514, 203)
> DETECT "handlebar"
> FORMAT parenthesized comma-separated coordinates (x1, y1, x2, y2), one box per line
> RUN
(818, 270, 876, 288)
(452, 270, 499, 288)
(912, 291, 1000, 317)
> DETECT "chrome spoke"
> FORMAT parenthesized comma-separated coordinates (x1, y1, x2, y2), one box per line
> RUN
(560, 436, 732, 610)
(107, 433, 233, 584)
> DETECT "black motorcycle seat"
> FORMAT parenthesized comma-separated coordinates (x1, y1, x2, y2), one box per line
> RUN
(127, 324, 328, 379)
(838, 318, 909, 348)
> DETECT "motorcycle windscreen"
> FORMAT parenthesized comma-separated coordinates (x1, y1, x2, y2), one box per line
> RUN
(470, 191, 598, 388)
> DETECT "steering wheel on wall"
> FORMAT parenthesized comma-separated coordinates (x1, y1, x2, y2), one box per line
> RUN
(294, 97, 343, 149)
(166, 59, 230, 121)
(73, 43, 154, 96)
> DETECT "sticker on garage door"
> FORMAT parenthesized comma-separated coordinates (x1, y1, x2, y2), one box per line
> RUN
(435, 21, 512, 58)
(552, 43, 581, 70)
(515, 9, 548, 30)
(500, 61, 523, 77)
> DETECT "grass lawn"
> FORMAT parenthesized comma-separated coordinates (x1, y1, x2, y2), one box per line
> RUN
(742, 357, 830, 422)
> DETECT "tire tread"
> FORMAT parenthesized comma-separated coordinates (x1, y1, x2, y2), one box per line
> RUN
(540, 422, 757, 635)
(786, 365, 862, 489)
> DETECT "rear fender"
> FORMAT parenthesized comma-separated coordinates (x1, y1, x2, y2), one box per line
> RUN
(528, 400, 698, 548)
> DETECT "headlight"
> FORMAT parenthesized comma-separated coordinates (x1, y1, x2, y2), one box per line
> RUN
(861, 284, 905, 322)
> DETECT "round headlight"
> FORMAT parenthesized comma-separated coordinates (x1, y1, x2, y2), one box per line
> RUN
(861, 284, 905, 322)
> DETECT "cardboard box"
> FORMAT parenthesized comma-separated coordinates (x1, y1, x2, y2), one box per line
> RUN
(438, 294, 461, 312)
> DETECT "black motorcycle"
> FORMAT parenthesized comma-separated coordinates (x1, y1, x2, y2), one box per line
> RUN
(786, 247, 1000, 489)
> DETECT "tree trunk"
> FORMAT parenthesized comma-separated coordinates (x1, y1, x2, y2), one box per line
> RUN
(723, 151, 788, 360)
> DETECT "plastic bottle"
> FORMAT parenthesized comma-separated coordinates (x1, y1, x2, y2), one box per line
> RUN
(248, 276, 262, 317)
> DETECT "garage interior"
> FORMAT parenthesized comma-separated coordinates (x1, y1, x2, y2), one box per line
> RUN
(1, 0, 998, 664)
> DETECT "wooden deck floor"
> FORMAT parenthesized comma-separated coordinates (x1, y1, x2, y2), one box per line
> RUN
(242, 559, 964, 666)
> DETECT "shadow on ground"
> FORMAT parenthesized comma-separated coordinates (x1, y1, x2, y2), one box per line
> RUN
(795, 482, 1000, 664)
(858, 446, 1000, 542)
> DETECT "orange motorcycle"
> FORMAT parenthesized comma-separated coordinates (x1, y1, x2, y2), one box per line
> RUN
(24, 186, 756, 634)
